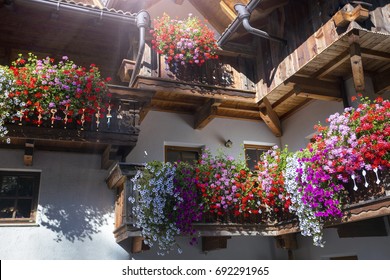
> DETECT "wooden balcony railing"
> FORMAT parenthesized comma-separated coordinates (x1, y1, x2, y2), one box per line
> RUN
(3, 97, 142, 161)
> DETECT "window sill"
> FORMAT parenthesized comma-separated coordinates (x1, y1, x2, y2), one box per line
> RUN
(0, 223, 39, 227)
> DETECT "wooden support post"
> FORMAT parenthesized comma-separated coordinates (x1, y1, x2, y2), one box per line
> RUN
(24, 139, 34, 166)
(131, 237, 150, 254)
(275, 233, 298, 251)
(350, 42, 365, 92)
(349, 31, 365, 93)
(194, 99, 222, 129)
(259, 97, 282, 137)
(101, 145, 119, 170)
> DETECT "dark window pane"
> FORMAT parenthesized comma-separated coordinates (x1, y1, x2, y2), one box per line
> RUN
(245, 149, 258, 170)
(181, 151, 198, 163)
(17, 177, 34, 197)
(16, 199, 32, 218)
(166, 151, 181, 163)
(0, 199, 16, 218)
(0, 176, 18, 197)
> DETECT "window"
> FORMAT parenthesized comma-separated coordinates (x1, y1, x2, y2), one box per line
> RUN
(165, 146, 201, 163)
(244, 145, 272, 170)
(0, 171, 40, 224)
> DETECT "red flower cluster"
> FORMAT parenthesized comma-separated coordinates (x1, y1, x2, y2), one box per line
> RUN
(351, 96, 390, 169)
(150, 13, 218, 67)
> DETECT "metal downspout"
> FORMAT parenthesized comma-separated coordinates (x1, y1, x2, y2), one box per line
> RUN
(217, 0, 286, 46)
(235, 4, 286, 45)
(129, 10, 150, 88)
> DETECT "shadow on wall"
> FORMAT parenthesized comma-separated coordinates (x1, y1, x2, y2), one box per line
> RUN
(40, 204, 112, 243)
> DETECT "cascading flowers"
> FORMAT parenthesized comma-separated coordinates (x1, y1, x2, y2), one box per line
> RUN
(0, 66, 15, 138)
(151, 13, 219, 67)
(130, 161, 180, 255)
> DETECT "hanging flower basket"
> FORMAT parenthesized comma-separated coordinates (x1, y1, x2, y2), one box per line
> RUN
(150, 13, 219, 68)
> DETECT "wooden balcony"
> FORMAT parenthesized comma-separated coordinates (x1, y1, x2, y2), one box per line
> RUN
(106, 163, 390, 253)
(2, 87, 154, 168)
(118, 45, 261, 129)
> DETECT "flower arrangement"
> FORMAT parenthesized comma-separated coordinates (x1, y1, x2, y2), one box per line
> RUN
(256, 146, 291, 222)
(150, 13, 219, 67)
(2, 53, 111, 129)
(196, 149, 247, 219)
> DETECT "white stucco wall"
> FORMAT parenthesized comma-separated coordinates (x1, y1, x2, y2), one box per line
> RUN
(0, 149, 128, 260)
(294, 223, 390, 260)
(280, 100, 344, 151)
(129, 110, 280, 163)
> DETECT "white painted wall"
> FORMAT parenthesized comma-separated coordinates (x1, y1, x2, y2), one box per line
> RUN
(294, 223, 390, 260)
(0, 149, 128, 260)
(128, 110, 280, 163)
(280, 100, 344, 151)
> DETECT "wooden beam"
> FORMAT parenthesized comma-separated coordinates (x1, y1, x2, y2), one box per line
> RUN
(107, 84, 155, 103)
(136, 77, 256, 104)
(361, 48, 390, 62)
(333, 4, 369, 27)
(217, 42, 257, 58)
(194, 99, 221, 129)
(220, 1, 236, 21)
(272, 89, 296, 109)
(311, 49, 350, 79)
(287, 76, 342, 101)
(350, 42, 365, 92)
(259, 97, 282, 137)
(24, 139, 34, 166)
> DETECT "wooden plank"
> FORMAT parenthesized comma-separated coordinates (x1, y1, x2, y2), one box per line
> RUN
(271, 89, 296, 109)
(350, 42, 365, 92)
(220, 0, 236, 20)
(136, 77, 256, 104)
(361, 48, 390, 62)
(287, 76, 342, 99)
(311, 49, 350, 79)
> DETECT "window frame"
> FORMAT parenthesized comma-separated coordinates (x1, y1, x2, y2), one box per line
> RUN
(0, 170, 41, 224)
(164, 145, 202, 163)
(244, 144, 272, 170)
